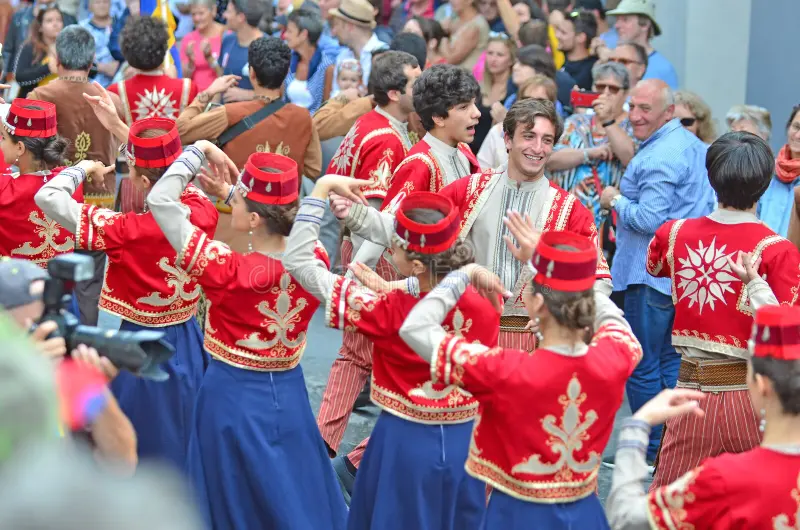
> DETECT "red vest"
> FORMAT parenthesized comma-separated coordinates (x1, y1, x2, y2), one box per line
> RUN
(648, 448, 800, 529)
(0, 169, 82, 267)
(327, 109, 410, 201)
(76, 185, 217, 326)
(382, 139, 479, 210)
(647, 216, 800, 358)
(178, 227, 328, 371)
(109, 74, 198, 125)
(434, 323, 642, 502)
(326, 276, 499, 423)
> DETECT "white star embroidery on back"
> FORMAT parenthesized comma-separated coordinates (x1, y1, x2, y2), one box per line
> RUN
(331, 124, 358, 174)
(135, 87, 178, 120)
(675, 237, 740, 313)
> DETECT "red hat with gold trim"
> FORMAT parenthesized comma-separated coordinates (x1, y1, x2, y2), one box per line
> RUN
(236, 152, 299, 205)
(529, 231, 597, 292)
(126, 118, 182, 169)
(751, 305, 800, 361)
(1, 99, 57, 138)
(393, 192, 459, 254)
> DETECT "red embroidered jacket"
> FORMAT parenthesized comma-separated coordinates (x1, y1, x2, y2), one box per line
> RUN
(76, 185, 217, 326)
(442, 169, 611, 312)
(0, 169, 82, 267)
(108, 74, 198, 125)
(647, 447, 800, 529)
(326, 109, 410, 201)
(432, 323, 642, 502)
(326, 276, 499, 423)
(382, 139, 479, 210)
(647, 216, 800, 358)
(178, 226, 329, 370)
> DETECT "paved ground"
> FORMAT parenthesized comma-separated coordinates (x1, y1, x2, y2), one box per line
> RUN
(300, 309, 651, 506)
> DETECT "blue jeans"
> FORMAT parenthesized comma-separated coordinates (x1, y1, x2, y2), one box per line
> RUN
(623, 284, 681, 461)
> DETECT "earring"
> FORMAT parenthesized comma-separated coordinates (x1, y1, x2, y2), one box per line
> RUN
(534, 316, 544, 342)
(248, 230, 253, 253)
(759, 408, 767, 433)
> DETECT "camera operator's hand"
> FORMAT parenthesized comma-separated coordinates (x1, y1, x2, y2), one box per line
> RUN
(76, 160, 116, 186)
(28, 320, 67, 361)
(71, 344, 120, 381)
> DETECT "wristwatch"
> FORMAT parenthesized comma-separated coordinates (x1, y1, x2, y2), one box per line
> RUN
(602, 118, 617, 128)
(609, 194, 622, 209)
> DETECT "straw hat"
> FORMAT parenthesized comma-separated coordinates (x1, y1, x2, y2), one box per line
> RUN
(328, 0, 376, 29)
(607, 0, 662, 37)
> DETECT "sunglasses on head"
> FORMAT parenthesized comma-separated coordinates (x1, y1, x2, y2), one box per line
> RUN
(488, 31, 510, 39)
(680, 117, 697, 127)
(594, 83, 622, 95)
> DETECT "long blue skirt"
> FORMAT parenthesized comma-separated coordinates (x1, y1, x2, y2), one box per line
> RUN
(110, 317, 208, 472)
(348, 411, 484, 530)
(187, 360, 348, 530)
(481, 489, 610, 529)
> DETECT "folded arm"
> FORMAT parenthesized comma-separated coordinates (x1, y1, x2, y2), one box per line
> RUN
(145, 144, 206, 253)
(399, 270, 470, 362)
(34, 165, 88, 233)
(615, 162, 678, 235)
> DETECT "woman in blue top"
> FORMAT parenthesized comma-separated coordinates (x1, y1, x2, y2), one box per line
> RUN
(283, 8, 336, 114)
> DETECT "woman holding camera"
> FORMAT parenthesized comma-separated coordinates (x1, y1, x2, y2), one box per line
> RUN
(145, 142, 347, 529)
(547, 61, 637, 267)
(34, 86, 218, 473)
(0, 100, 78, 267)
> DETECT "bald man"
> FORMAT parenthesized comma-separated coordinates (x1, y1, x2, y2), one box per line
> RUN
(599, 79, 716, 466)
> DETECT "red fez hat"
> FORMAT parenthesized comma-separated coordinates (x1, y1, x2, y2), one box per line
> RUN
(752, 305, 800, 361)
(126, 118, 182, 168)
(238, 152, 299, 205)
(2, 99, 57, 137)
(394, 192, 460, 254)
(530, 231, 597, 292)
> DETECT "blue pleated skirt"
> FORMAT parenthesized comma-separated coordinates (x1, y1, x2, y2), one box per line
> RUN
(348, 411, 485, 530)
(481, 489, 610, 530)
(110, 317, 208, 472)
(187, 359, 348, 530)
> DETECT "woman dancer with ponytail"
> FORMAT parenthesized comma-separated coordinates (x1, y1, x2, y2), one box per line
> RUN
(399, 216, 643, 529)
(285, 176, 503, 530)
(35, 111, 217, 472)
(0, 100, 77, 267)
(145, 143, 347, 530)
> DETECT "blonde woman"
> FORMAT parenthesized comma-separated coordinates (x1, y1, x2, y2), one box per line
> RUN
(471, 34, 516, 151)
(674, 90, 717, 144)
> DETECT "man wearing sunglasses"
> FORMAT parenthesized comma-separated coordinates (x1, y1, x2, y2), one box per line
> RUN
(609, 40, 647, 87)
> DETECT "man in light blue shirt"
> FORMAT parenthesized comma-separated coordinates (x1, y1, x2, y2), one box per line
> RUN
(599, 79, 716, 463)
(607, 0, 678, 89)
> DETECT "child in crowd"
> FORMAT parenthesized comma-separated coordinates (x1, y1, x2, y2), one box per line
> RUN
(336, 59, 363, 92)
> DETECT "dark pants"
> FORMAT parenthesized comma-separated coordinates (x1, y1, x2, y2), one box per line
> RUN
(623, 284, 680, 461)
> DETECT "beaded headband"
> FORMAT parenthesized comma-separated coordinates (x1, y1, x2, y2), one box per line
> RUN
(2, 100, 57, 138)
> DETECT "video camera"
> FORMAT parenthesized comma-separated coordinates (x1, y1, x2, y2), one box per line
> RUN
(37, 254, 175, 381)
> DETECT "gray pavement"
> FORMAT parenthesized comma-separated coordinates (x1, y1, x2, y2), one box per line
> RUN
(300, 309, 650, 506)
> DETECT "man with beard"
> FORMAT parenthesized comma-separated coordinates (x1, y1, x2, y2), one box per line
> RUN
(317, 50, 421, 482)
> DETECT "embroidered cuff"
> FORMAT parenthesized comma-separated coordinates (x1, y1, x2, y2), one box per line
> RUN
(435, 271, 469, 301)
(179, 145, 206, 176)
(618, 418, 652, 450)
(63, 166, 87, 190)
(346, 201, 369, 232)
(297, 198, 326, 222)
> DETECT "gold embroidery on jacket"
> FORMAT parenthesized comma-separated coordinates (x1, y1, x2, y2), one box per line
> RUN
(648, 466, 702, 529)
(236, 271, 308, 352)
(71, 131, 91, 165)
(256, 141, 290, 156)
(137, 257, 201, 307)
(12, 211, 74, 259)
(511, 374, 600, 478)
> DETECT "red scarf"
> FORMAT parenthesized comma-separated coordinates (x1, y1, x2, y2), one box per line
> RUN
(775, 144, 800, 183)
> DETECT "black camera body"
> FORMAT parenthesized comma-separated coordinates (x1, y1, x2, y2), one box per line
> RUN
(38, 254, 175, 381)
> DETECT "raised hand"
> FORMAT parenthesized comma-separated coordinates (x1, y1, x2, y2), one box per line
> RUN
(349, 262, 391, 292)
(462, 263, 511, 312)
(727, 251, 762, 284)
(76, 160, 115, 186)
(632, 388, 706, 426)
(194, 140, 238, 188)
(206, 74, 240, 97)
(197, 166, 232, 199)
(314, 175, 371, 205)
(83, 81, 123, 132)
(328, 191, 354, 219)
(503, 210, 540, 263)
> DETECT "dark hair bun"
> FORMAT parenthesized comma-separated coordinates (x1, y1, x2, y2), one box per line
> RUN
(41, 136, 69, 166)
